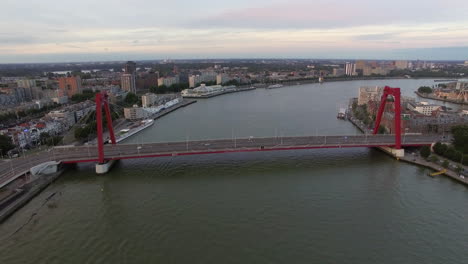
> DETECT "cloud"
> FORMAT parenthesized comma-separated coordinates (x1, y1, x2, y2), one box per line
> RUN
(189, 0, 468, 29)
(353, 33, 398, 41)
(1, 0, 468, 62)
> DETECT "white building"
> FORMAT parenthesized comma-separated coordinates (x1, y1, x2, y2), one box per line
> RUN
(142, 93, 158, 108)
(189, 75, 201, 88)
(157, 76, 179, 87)
(408, 102, 441, 116)
(345, 63, 356, 76)
(124, 107, 148, 120)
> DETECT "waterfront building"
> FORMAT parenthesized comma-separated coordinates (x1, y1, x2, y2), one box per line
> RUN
(142, 93, 158, 108)
(407, 102, 441, 116)
(189, 75, 201, 88)
(121, 73, 137, 93)
(216, 73, 230, 85)
(157, 76, 180, 87)
(124, 107, 147, 120)
(58, 76, 82, 97)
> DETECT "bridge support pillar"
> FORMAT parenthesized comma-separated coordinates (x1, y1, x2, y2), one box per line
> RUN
(95, 160, 116, 174)
(379, 147, 405, 158)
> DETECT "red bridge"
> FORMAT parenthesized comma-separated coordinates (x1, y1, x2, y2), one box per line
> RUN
(0, 86, 445, 184)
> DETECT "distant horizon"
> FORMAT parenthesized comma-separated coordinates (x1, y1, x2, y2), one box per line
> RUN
(0, 53, 467, 65)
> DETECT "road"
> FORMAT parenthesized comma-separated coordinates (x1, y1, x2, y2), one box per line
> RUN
(0, 134, 444, 188)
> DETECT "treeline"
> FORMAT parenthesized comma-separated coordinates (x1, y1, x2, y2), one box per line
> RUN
(0, 103, 61, 125)
(70, 89, 97, 103)
(432, 125, 468, 165)
(150, 83, 189, 94)
(417, 86, 433, 94)
(74, 107, 119, 140)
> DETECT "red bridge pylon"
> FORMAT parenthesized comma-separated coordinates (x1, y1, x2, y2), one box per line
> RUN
(95, 92, 116, 164)
(373, 86, 402, 149)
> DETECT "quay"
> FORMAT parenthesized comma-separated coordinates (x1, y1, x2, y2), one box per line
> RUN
(150, 99, 197, 120)
(347, 111, 468, 187)
(182, 87, 255, 99)
(415, 91, 466, 105)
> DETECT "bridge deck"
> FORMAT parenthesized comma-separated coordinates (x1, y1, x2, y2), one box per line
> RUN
(0, 134, 442, 188)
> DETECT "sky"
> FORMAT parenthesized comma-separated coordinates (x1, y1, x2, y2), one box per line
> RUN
(1, 0, 468, 63)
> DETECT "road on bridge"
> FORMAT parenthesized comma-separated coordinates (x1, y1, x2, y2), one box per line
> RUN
(0, 134, 444, 188)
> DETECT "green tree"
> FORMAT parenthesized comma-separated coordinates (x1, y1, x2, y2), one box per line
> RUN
(429, 155, 439, 163)
(442, 160, 450, 168)
(417, 86, 433, 94)
(420, 146, 431, 159)
(378, 125, 386, 134)
(124, 92, 139, 106)
(0, 134, 15, 155)
(451, 125, 468, 154)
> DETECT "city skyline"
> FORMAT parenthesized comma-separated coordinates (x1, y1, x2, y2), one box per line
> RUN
(1, 0, 468, 63)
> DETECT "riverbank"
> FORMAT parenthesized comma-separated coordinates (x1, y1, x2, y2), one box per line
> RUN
(246, 76, 425, 89)
(149, 99, 197, 120)
(347, 111, 468, 186)
(399, 154, 468, 186)
(415, 91, 466, 105)
(182, 87, 255, 99)
(0, 167, 67, 223)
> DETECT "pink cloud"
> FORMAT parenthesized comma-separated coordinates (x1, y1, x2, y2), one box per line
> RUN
(191, 0, 468, 29)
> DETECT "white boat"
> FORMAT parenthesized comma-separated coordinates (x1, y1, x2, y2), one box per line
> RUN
(111, 119, 154, 143)
(266, 84, 284, 89)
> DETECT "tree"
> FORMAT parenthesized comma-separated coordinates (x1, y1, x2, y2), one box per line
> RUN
(417, 86, 433, 94)
(0, 134, 15, 155)
(433, 142, 448, 156)
(451, 125, 468, 154)
(442, 160, 450, 168)
(124, 92, 139, 106)
(420, 146, 431, 159)
(378, 125, 386, 134)
(429, 155, 439, 163)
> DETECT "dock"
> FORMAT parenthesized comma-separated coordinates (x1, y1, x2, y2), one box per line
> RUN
(149, 99, 197, 120)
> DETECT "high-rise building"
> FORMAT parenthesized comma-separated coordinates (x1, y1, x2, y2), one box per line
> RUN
(17, 79, 36, 89)
(58, 76, 82, 97)
(121, 73, 137, 93)
(216, 73, 230, 85)
(345, 63, 356, 76)
(189, 75, 201, 88)
(124, 61, 137, 74)
(157, 76, 180, 87)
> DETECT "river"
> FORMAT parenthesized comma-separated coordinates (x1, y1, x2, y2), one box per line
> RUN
(1, 79, 467, 264)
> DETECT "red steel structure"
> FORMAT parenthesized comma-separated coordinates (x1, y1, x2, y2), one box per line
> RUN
(92, 87, 403, 165)
(95, 92, 116, 164)
(372, 86, 401, 149)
